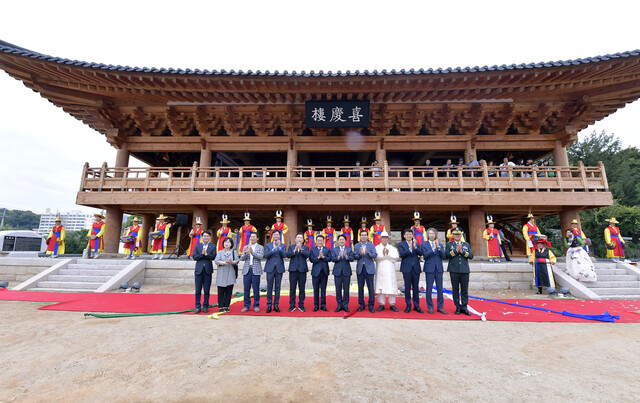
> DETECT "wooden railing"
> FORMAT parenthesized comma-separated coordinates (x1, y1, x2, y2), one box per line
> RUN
(79, 161, 609, 193)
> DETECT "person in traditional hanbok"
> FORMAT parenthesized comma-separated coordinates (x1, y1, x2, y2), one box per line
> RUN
(482, 216, 502, 263)
(570, 219, 589, 253)
(339, 216, 354, 248)
(304, 219, 316, 249)
(237, 212, 257, 254)
(151, 214, 170, 259)
(563, 229, 597, 282)
(370, 211, 386, 247)
(604, 217, 625, 262)
(46, 217, 65, 257)
(269, 210, 289, 241)
(359, 217, 371, 242)
(187, 218, 204, 259)
(446, 215, 466, 243)
(529, 235, 557, 294)
(216, 215, 232, 252)
(322, 216, 336, 252)
(374, 231, 400, 312)
(523, 213, 541, 257)
(122, 217, 142, 259)
(86, 212, 106, 259)
(411, 212, 426, 247)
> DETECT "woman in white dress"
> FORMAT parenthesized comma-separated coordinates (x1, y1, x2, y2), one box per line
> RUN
(563, 229, 597, 282)
(375, 231, 400, 312)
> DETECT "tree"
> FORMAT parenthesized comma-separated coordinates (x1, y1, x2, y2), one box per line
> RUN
(0, 209, 40, 230)
(64, 229, 89, 255)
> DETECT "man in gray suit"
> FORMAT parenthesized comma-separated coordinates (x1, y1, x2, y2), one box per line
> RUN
(446, 228, 474, 316)
(240, 232, 264, 313)
(354, 229, 378, 313)
(264, 231, 286, 313)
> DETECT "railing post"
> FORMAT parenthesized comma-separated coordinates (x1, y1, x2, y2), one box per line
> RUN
(286, 162, 292, 191)
(457, 166, 464, 190)
(80, 162, 89, 191)
(190, 161, 198, 191)
(167, 168, 174, 191)
(384, 161, 390, 191)
(98, 162, 107, 192)
(598, 161, 609, 191)
(481, 160, 489, 191)
(335, 167, 340, 191)
(213, 167, 220, 191)
(262, 168, 267, 191)
(532, 165, 539, 191)
(359, 167, 364, 191)
(238, 167, 243, 191)
(578, 161, 589, 191)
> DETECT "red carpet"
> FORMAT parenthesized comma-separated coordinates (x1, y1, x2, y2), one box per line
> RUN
(1, 289, 639, 323)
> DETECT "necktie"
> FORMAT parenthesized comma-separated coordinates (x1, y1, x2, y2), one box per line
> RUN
(431, 242, 434, 250)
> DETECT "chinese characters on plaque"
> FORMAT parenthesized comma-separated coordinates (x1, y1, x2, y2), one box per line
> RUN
(305, 100, 370, 128)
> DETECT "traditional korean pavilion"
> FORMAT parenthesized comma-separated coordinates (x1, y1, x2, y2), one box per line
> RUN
(2, 40, 639, 256)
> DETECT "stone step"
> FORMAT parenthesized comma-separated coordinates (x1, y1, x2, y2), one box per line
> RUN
(59, 268, 122, 276)
(600, 295, 640, 300)
(27, 287, 97, 293)
(75, 259, 131, 266)
(584, 281, 640, 288)
(596, 274, 638, 282)
(588, 287, 640, 295)
(67, 263, 128, 270)
(36, 281, 103, 290)
(594, 268, 628, 275)
(48, 274, 113, 282)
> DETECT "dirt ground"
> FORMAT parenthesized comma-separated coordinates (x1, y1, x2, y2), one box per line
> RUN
(1, 286, 639, 402)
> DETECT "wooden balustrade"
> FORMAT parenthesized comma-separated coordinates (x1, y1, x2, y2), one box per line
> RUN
(79, 162, 609, 193)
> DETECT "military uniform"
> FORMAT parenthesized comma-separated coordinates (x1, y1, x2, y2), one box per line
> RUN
(446, 230, 474, 315)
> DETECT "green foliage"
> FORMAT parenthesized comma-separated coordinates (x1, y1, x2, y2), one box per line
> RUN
(64, 229, 89, 254)
(0, 209, 40, 231)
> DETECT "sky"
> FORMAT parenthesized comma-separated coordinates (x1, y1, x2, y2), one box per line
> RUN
(1, 0, 639, 214)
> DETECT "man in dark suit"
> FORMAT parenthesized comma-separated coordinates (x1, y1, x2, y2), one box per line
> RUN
(192, 230, 216, 314)
(398, 228, 423, 313)
(422, 227, 447, 314)
(309, 234, 331, 312)
(286, 232, 310, 312)
(446, 228, 474, 315)
(331, 234, 355, 312)
(264, 231, 287, 313)
(354, 229, 378, 313)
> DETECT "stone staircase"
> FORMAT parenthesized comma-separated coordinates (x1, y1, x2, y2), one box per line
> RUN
(28, 259, 132, 292)
(582, 262, 640, 299)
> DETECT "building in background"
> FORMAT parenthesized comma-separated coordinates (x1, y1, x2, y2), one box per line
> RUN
(36, 209, 93, 236)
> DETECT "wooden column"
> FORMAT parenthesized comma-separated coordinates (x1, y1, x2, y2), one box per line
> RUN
(140, 213, 154, 252)
(199, 143, 211, 178)
(560, 207, 580, 239)
(114, 143, 129, 178)
(287, 139, 297, 166)
(464, 140, 476, 163)
(468, 206, 486, 258)
(376, 139, 386, 164)
(284, 207, 298, 245)
(381, 208, 391, 233)
(103, 206, 123, 254)
(193, 206, 209, 231)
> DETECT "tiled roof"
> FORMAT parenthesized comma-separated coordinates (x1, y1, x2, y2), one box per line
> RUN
(1, 39, 639, 78)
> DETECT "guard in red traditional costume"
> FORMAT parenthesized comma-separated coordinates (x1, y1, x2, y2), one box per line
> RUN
(370, 211, 386, 246)
(411, 212, 426, 246)
(322, 216, 336, 252)
(522, 213, 541, 257)
(570, 218, 590, 254)
(482, 215, 503, 262)
(269, 210, 289, 242)
(151, 214, 171, 259)
(340, 215, 354, 248)
(46, 217, 65, 258)
(359, 217, 371, 243)
(122, 217, 142, 259)
(237, 212, 257, 253)
(187, 217, 204, 258)
(86, 212, 106, 259)
(446, 215, 466, 243)
(604, 217, 625, 262)
(305, 219, 316, 249)
(216, 214, 232, 252)
(529, 235, 557, 295)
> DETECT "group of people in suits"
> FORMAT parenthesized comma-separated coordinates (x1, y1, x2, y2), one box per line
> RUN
(191, 212, 475, 316)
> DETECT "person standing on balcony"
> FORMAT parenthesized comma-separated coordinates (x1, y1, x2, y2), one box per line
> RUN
(269, 210, 288, 241)
(446, 215, 466, 243)
(499, 157, 515, 178)
(309, 234, 331, 312)
(522, 213, 541, 257)
(570, 219, 590, 254)
(287, 232, 310, 312)
(240, 232, 264, 313)
(122, 217, 142, 260)
(446, 228, 474, 315)
(86, 212, 106, 259)
(604, 217, 626, 262)
(340, 216, 354, 248)
(322, 216, 336, 252)
(150, 214, 170, 259)
(216, 215, 232, 253)
(331, 234, 355, 312)
(354, 229, 378, 313)
(187, 218, 203, 259)
(443, 158, 454, 178)
(46, 217, 65, 258)
(237, 212, 257, 254)
(483, 216, 503, 263)
(370, 212, 386, 247)
(411, 212, 426, 247)
(304, 219, 316, 249)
